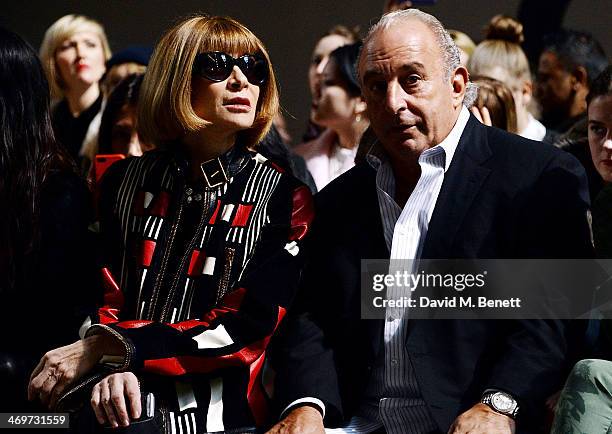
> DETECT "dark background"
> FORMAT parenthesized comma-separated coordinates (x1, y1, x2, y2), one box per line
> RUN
(1, 0, 610, 143)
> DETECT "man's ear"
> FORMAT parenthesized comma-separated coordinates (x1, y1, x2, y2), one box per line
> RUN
(451, 66, 469, 108)
(572, 66, 588, 90)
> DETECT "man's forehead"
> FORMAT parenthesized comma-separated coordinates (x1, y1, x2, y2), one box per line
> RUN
(360, 20, 440, 71)
(372, 19, 435, 45)
(539, 51, 562, 70)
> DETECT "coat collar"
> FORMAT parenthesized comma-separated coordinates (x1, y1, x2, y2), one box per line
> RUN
(421, 114, 493, 259)
(360, 115, 494, 358)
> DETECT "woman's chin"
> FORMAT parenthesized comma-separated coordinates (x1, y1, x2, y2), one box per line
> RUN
(74, 72, 103, 87)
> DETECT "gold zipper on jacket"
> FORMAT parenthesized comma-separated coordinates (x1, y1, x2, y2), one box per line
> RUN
(160, 188, 217, 322)
(147, 187, 188, 320)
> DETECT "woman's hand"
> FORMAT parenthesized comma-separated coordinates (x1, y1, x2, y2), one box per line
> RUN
(470, 106, 493, 126)
(28, 336, 105, 409)
(91, 372, 141, 428)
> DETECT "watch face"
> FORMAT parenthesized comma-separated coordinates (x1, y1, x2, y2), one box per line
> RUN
(492, 392, 514, 412)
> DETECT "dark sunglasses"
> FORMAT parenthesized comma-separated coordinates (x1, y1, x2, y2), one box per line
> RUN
(193, 51, 268, 86)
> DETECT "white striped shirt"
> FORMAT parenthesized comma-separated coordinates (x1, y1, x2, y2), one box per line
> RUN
(332, 106, 470, 434)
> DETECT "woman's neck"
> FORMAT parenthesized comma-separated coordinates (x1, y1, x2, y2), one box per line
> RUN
(65, 84, 100, 117)
(182, 129, 237, 181)
(335, 120, 369, 150)
(516, 107, 530, 134)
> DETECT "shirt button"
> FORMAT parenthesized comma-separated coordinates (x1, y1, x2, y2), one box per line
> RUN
(391, 358, 399, 365)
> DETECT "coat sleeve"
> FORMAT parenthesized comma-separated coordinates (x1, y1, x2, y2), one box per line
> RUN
(483, 150, 595, 422)
(269, 189, 345, 425)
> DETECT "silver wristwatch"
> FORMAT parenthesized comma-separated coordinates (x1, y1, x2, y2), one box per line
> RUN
(481, 390, 519, 419)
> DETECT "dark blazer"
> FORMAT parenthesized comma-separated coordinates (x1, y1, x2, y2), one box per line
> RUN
(272, 116, 593, 433)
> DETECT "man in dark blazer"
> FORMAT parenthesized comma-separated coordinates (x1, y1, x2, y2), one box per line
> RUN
(268, 9, 593, 434)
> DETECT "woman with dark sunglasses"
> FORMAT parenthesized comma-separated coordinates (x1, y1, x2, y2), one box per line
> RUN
(28, 15, 314, 433)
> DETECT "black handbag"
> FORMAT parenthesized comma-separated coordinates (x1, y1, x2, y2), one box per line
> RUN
(71, 391, 163, 434)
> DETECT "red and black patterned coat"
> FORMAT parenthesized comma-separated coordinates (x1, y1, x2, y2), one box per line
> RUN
(86, 147, 313, 432)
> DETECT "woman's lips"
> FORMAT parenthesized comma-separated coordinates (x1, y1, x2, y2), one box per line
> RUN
(224, 97, 251, 113)
(76, 64, 89, 72)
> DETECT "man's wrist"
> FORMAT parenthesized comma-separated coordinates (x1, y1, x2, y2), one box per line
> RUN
(480, 390, 520, 419)
(281, 397, 325, 420)
(291, 404, 323, 417)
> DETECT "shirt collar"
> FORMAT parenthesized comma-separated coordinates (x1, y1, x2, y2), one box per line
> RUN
(434, 105, 470, 172)
(366, 105, 470, 173)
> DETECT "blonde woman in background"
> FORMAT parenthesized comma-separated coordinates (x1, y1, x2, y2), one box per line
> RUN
(468, 15, 557, 143)
(40, 14, 111, 169)
(449, 29, 476, 66)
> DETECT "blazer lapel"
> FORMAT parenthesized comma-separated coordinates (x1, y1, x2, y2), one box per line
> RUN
(421, 116, 493, 259)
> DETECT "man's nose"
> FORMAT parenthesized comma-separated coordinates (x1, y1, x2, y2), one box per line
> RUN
(384, 81, 407, 114)
(228, 65, 248, 90)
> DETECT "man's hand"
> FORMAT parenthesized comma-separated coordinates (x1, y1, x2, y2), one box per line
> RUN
(448, 403, 516, 434)
(91, 372, 141, 428)
(266, 406, 324, 434)
(27, 336, 105, 409)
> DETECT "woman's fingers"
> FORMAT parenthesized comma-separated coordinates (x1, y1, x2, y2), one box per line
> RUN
(91, 373, 141, 428)
(470, 106, 484, 123)
(109, 375, 130, 427)
(48, 379, 67, 410)
(28, 339, 98, 404)
(28, 357, 45, 386)
(470, 106, 493, 126)
(28, 353, 54, 401)
(90, 383, 107, 425)
(481, 106, 492, 126)
(27, 369, 46, 401)
(100, 380, 119, 428)
(124, 373, 142, 420)
(38, 371, 60, 407)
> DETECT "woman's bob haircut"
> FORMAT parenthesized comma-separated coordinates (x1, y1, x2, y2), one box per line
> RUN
(39, 14, 111, 100)
(138, 15, 279, 149)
